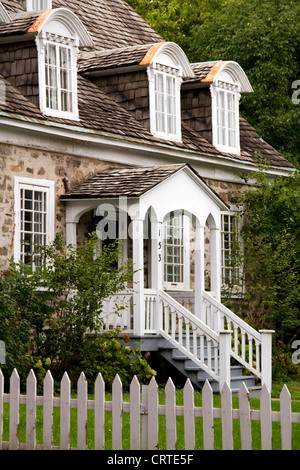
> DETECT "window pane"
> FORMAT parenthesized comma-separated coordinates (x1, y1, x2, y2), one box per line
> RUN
(163, 214, 184, 285)
(20, 187, 48, 270)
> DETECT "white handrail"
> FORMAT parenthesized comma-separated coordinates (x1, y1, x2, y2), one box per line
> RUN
(157, 290, 222, 382)
(202, 290, 262, 379)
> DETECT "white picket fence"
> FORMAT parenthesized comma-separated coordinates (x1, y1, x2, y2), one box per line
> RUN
(0, 369, 299, 451)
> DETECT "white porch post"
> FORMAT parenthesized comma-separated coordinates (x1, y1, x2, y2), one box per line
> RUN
(194, 222, 205, 321)
(260, 330, 275, 392)
(219, 330, 231, 391)
(131, 217, 145, 336)
(66, 221, 77, 248)
(151, 220, 163, 332)
(210, 227, 221, 302)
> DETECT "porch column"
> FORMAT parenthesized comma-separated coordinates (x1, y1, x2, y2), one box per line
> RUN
(151, 220, 163, 332)
(66, 221, 77, 248)
(210, 227, 221, 302)
(194, 222, 205, 321)
(131, 217, 145, 336)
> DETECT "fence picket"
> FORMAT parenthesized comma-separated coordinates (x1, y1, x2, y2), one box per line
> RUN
(26, 370, 37, 450)
(280, 385, 292, 450)
(0, 369, 299, 451)
(147, 377, 159, 450)
(130, 375, 140, 450)
(9, 369, 20, 450)
(94, 373, 105, 450)
(202, 380, 214, 450)
(43, 370, 54, 450)
(165, 377, 176, 450)
(184, 379, 195, 450)
(77, 372, 88, 450)
(260, 383, 272, 450)
(112, 374, 123, 450)
(60, 372, 71, 450)
(0, 369, 3, 450)
(221, 381, 233, 450)
(239, 382, 252, 450)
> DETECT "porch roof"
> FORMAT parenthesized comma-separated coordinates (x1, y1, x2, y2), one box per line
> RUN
(61, 164, 227, 209)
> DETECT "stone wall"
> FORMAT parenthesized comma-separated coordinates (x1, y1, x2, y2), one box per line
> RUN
(0, 142, 122, 270)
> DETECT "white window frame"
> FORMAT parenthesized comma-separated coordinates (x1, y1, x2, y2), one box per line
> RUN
(221, 209, 243, 294)
(14, 177, 55, 270)
(148, 63, 182, 142)
(163, 212, 190, 290)
(37, 32, 79, 120)
(27, 0, 52, 11)
(211, 80, 241, 155)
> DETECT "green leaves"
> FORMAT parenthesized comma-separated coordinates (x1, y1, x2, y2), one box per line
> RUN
(0, 233, 142, 387)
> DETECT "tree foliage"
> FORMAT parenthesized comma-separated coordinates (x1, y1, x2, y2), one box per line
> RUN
(233, 169, 300, 348)
(127, 0, 300, 165)
(0, 234, 155, 389)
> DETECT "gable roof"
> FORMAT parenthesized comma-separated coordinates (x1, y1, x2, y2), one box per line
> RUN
(0, 0, 294, 172)
(61, 164, 228, 211)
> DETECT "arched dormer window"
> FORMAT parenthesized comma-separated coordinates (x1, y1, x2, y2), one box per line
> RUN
(33, 8, 93, 120)
(210, 61, 253, 155)
(143, 43, 195, 142)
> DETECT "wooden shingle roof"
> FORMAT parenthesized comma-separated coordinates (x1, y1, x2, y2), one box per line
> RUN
(61, 165, 187, 199)
(0, 0, 294, 171)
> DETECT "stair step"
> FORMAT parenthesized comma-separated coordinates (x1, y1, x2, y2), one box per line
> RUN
(158, 337, 260, 394)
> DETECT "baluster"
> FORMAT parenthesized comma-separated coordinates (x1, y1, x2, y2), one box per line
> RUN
(185, 321, 190, 352)
(213, 340, 219, 375)
(241, 331, 246, 361)
(255, 339, 260, 373)
(192, 328, 197, 358)
(178, 314, 183, 346)
(171, 310, 176, 339)
(164, 302, 169, 334)
(248, 336, 253, 368)
(207, 338, 212, 371)
(234, 325, 239, 355)
(200, 333, 204, 363)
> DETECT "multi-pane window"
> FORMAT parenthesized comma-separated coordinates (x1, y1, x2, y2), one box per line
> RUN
(45, 40, 73, 114)
(19, 186, 49, 270)
(154, 71, 177, 136)
(221, 213, 242, 289)
(217, 90, 236, 149)
(163, 214, 185, 287)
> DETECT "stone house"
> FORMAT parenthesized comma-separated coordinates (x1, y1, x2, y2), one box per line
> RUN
(0, 0, 295, 392)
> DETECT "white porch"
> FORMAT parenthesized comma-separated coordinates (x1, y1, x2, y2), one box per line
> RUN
(62, 164, 274, 391)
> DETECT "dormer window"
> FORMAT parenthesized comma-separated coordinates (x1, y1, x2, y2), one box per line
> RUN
(44, 35, 75, 115)
(144, 42, 195, 143)
(34, 8, 93, 120)
(153, 64, 180, 139)
(27, 0, 52, 11)
(215, 80, 240, 152)
(210, 61, 253, 155)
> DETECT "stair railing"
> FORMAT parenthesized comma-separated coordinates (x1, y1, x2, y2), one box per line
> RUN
(202, 291, 274, 389)
(157, 290, 231, 386)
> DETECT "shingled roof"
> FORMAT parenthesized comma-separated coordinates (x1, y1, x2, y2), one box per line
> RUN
(0, 0, 294, 171)
(61, 165, 187, 199)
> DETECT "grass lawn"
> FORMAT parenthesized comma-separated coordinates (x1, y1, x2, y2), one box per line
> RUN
(1, 379, 300, 450)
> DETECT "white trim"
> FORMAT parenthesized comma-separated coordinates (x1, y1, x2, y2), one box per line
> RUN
(148, 66, 182, 142)
(27, 0, 52, 11)
(211, 83, 241, 155)
(0, 2, 11, 23)
(14, 177, 55, 265)
(1, 117, 294, 181)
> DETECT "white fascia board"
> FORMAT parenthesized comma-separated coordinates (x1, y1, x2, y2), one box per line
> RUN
(0, 114, 294, 182)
